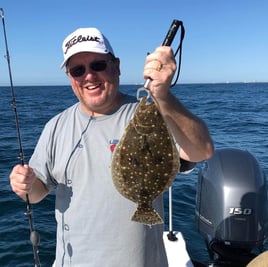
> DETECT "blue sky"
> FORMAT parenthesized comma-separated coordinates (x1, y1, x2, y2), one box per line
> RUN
(0, 0, 267, 85)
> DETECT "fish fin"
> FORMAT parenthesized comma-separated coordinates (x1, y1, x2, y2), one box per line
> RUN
(131, 206, 163, 226)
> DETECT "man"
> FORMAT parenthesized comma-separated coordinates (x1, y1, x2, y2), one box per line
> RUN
(10, 27, 214, 266)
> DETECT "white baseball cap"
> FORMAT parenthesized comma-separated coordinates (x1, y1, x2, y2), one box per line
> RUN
(60, 27, 114, 68)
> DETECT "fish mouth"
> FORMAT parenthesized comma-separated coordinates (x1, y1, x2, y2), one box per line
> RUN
(84, 83, 101, 90)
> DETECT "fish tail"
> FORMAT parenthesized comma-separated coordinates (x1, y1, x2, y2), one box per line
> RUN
(131, 205, 163, 226)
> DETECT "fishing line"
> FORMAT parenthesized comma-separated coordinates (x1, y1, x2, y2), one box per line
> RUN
(0, 8, 41, 267)
(170, 20, 185, 87)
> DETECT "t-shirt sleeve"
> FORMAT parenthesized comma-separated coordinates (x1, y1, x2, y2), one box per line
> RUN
(29, 119, 57, 190)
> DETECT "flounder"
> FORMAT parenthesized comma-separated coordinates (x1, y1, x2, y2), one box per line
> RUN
(111, 96, 180, 225)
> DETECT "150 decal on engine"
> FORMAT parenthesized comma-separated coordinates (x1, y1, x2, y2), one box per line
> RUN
(229, 207, 252, 215)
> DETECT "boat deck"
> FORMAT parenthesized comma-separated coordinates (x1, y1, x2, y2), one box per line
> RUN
(163, 231, 194, 267)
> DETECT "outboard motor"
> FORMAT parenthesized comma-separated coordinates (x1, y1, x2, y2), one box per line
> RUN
(196, 148, 268, 266)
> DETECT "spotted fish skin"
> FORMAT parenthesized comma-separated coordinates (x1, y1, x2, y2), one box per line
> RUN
(111, 96, 180, 226)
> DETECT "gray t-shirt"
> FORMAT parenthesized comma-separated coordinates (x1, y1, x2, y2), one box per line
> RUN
(30, 94, 168, 267)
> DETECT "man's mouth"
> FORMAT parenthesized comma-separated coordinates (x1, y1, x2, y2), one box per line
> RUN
(85, 83, 101, 90)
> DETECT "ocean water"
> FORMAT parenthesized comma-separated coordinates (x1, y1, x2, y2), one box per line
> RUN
(0, 83, 268, 266)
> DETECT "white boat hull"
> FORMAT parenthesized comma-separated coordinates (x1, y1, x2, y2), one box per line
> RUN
(163, 231, 194, 267)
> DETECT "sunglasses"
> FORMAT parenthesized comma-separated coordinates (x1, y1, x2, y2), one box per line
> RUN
(68, 60, 113, 78)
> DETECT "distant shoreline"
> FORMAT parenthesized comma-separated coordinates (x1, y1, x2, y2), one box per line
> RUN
(1, 81, 268, 88)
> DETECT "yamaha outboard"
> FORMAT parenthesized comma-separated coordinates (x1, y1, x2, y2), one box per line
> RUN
(196, 148, 268, 266)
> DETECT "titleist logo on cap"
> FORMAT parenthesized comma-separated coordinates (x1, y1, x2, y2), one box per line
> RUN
(64, 35, 102, 55)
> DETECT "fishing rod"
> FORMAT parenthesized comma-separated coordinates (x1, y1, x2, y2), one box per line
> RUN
(0, 8, 41, 267)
